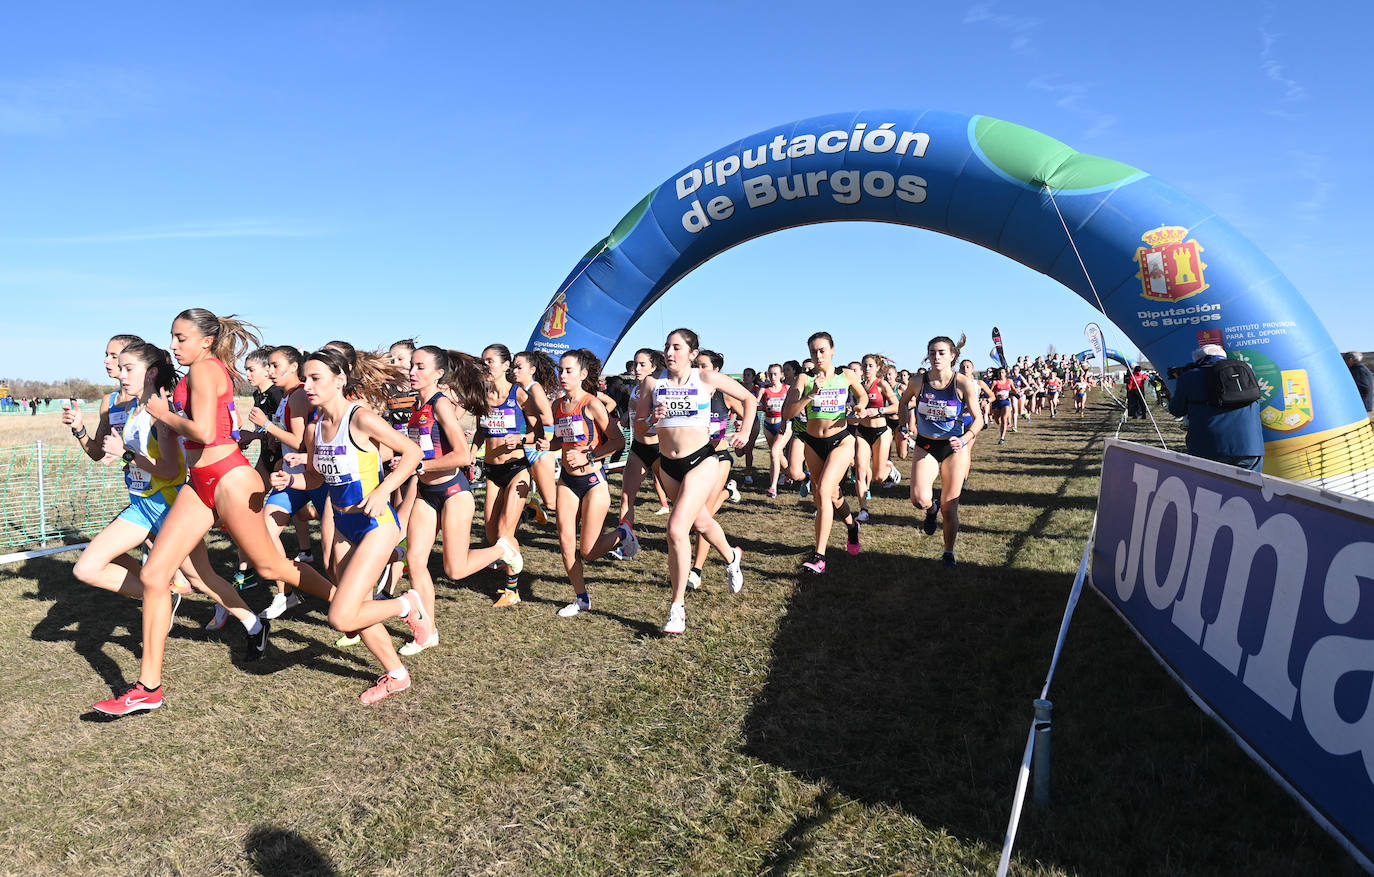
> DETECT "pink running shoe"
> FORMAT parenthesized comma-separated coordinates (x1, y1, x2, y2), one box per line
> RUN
(846, 522, 861, 556)
(93, 681, 162, 716)
(801, 553, 827, 574)
(360, 673, 411, 704)
(400, 591, 433, 645)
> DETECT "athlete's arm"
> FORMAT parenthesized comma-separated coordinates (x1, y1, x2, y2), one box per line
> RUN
(423, 396, 473, 473)
(352, 407, 423, 518)
(704, 371, 758, 450)
(780, 375, 812, 422)
(66, 395, 113, 461)
(585, 397, 624, 463)
(955, 375, 985, 445)
(146, 360, 221, 444)
(896, 378, 921, 434)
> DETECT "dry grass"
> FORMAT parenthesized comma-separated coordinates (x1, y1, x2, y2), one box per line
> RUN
(0, 399, 1360, 875)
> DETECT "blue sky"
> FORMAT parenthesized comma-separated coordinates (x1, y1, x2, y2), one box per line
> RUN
(2, 2, 1370, 382)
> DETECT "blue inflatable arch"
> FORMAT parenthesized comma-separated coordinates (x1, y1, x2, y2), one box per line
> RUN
(527, 109, 1372, 491)
(1073, 348, 1136, 370)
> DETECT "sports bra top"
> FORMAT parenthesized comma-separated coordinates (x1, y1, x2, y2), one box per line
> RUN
(865, 379, 886, 413)
(407, 392, 452, 461)
(108, 391, 138, 437)
(653, 369, 712, 431)
(122, 406, 183, 498)
(629, 381, 657, 438)
(709, 391, 729, 443)
(554, 392, 599, 449)
(313, 404, 381, 510)
(761, 384, 788, 424)
(916, 375, 965, 439)
(172, 358, 239, 450)
(803, 373, 849, 421)
(480, 384, 526, 439)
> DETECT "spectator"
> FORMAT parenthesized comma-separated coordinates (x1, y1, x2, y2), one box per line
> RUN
(1345, 351, 1373, 416)
(1126, 366, 1149, 419)
(1167, 344, 1265, 471)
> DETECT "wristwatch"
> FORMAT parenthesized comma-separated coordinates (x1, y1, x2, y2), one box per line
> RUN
(122, 450, 136, 464)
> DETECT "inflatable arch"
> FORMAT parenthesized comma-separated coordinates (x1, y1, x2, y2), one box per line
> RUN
(1073, 349, 1137, 370)
(527, 109, 1373, 494)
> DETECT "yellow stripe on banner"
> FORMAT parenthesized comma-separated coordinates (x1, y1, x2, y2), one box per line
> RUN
(1263, 419, 1374, 481)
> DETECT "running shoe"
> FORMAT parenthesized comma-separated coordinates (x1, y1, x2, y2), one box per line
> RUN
(726, 480, 741, 503)
(260, 591, 300, 620)
(360, 672, 411, 704)
(662, 602, 686, 635)
(231, 571, 257, 591)
(846, 523, 861, 556)
(725, 546, 744, 594)
(526, 496, 548, 526)
(294, 551, 315, 565)
(801, 553, 827, 574)
(335, 633, 361, 647)
(766, 487, 777, 499)
(492, 588, 521, 608)
(922, 509, 939, 536)
(375, 566, 392, 599)
(687, 568, 701, 591)
(399, 631, 439, 656)
(558, 594, 591, 618)
(942, 550, 958, 569)
(244, 619, 270, 662)
(93, 681, 162, 716)
(1012, 426, 1019, 433)
(883, 469, 901, 488)
(799, 481, 811, 499)
(864, 489, 871, 502)
(998, 437, 1006, 445)
(743, 474, 753, 485)
(617, 523, 640, 560)
(497, 537, 524, 576)
(1023, 414, 1031, 421)
(400, 591, 434, 644)
(653, 504, 670, 516)
(168, 591, 182, 634)
(856, 509, 871, 523)
(205, 604, 230, 632)
(609, 546, 624, 560)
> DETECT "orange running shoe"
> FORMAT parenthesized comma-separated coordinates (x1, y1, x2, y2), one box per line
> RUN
(360, 673, 411, 704)
(492, 589, 521, 608)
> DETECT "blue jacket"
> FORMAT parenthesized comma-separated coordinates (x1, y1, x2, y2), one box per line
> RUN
(1167, 356, 1265, 460)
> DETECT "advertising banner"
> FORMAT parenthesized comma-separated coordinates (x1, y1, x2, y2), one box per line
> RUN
(1091, 439, 1374, 869)
(526, 110, 1373, 488)
(1085, 322, 1107, 377)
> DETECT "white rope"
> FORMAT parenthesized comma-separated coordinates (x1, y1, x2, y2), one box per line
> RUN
(1043, 185, 1169, 451)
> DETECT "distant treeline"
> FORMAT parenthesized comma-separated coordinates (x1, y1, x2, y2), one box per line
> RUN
(1, 378, 119, 401)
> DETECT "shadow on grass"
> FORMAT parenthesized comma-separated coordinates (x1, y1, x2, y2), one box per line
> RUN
(244, 826, 336, 876)
(742, 552, 1360, 875)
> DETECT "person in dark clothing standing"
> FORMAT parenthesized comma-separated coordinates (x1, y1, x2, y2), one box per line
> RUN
(1167, 344, 1265, 471)
(1126, 366, 1149, 419)
(1345, 351, 1373, 416)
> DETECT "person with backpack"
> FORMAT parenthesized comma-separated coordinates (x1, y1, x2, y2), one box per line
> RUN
(1167, 344, 1264, 471)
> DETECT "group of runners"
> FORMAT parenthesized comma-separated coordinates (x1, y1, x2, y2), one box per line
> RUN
(65, 312, 1095, 714)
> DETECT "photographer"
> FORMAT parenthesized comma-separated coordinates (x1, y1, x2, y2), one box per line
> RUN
(1167, 344, 1264, 471)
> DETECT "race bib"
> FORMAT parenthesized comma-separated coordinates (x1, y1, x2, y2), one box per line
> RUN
(917, 397, 960, 422)
(555, 415, 588, 442)
(480, 411, 517, 432)
(812, 388, 847, 415)
(657, 386, 706, 419)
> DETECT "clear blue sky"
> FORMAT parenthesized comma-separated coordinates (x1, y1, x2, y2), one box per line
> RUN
(2, 2, 1370, 382)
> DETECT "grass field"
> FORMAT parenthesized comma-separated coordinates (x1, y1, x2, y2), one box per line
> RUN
(0, 399, 1361, 875)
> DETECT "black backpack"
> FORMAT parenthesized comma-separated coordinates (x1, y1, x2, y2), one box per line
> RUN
(1206, 359, 1262, 409)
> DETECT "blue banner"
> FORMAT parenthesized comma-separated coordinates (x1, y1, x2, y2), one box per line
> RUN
(1092, 439, 1374, 869)
(526, 110, 1373, 487)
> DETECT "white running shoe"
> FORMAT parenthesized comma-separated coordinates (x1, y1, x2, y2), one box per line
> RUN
(686, 569, 701, 591)
(617, 524, 640, 560)
(725, 546, 744, 594)
(662, 602, 686, 634)
(653, 505, 670, 516)
(855, 509, 871, 523)
(558, 595, 591, 618)
(398, 631, 439, 656)
(726, 480, 741, 503)
(884, 468, 901, 488)
(260, 591, 300, 620)
(497, 537, 524, 576)
(294, 551, 314, 564)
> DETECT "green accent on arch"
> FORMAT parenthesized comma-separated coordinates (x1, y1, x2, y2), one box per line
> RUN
(583, 189, 657, 259)
(973, 116, 1141, 190)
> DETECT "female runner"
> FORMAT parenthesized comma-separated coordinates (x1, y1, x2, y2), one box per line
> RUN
(544, 349, 629, 619)
(513, 350, 559, 524)
(686, 349, 746, 590)
(639, 329, 753, 632)
(1072, 372, 1089, 414)
(780, 360, 809, 495)
(756, 363, 791, 498)
(989, 367, 1015, 444)
(479, 344, 539, 607)
(1045, 370, 1063, 418)
(782, 332, 867, 573)
(63, 333, 145, 464)
(384, 338, 420, 534)
(94, 309, 334, 716)
(738, 366, 762, 485)
(853, 353, 900, 522)
(898, 335, 985, 568)
(273, 347, 430, 703)
(74, 342, 263, 650)
(403, 346, 523, 649)
(615, 348, 670, 538)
